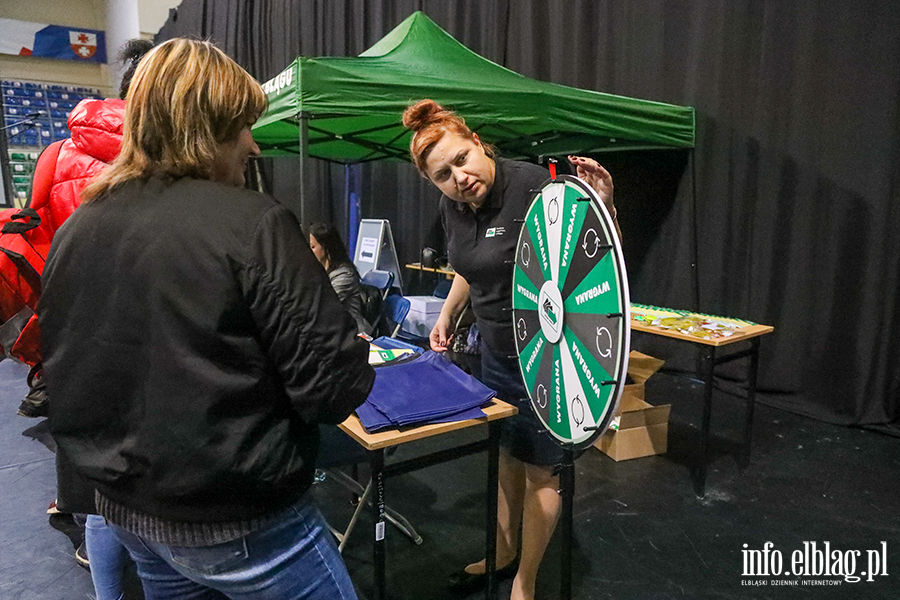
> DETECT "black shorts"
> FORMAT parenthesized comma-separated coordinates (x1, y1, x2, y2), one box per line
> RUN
(479, 346, 567, 467)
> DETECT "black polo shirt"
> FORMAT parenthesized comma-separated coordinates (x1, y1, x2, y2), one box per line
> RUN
(441, 157, 549, 357)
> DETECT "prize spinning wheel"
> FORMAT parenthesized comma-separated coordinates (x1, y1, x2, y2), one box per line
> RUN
(512, 173, 630, 448)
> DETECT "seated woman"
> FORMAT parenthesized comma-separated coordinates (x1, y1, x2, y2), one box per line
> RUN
(308, 222, 372, 335)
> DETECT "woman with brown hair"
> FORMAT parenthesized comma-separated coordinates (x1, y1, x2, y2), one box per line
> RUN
(40, 39, 374, 599)
(402, 99, 618, 600)
(308, 222, 371, 335)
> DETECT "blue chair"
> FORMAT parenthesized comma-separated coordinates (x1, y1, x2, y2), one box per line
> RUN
(361, 270, 395, 333)
(360, 269, 394, 301)
(358, 283, 383, 332)
(433, 279, 452, 299)
(382, 294, 410, 339)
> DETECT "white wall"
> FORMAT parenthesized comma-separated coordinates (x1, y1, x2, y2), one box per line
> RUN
(138, 0, 182, 38)
(0, 0, 181, 94)
(0, 0, 109, 93)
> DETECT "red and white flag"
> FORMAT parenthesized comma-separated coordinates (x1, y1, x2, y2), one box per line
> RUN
(69, 31, 97, 59)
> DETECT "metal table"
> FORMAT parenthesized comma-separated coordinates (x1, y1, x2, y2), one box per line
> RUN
(631, 320, 774, 497)
(339, 398, 518, 600)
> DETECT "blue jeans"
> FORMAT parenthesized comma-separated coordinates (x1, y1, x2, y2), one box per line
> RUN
(86, 514, 129, 600)
(111, 497, 358, 600)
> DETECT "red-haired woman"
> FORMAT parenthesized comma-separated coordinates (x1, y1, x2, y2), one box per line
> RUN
(402, 99, 618, 600)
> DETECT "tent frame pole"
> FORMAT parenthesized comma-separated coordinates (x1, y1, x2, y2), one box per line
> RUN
(689, 149, 699, 312)
(298, 116, 309, 225)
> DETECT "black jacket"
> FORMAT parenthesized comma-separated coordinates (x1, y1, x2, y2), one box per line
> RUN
(40, 177, 374, 523)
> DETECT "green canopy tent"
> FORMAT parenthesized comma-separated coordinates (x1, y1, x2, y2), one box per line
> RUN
(252, 11, 696, 291)
(251, 15, 695, 587)
(253, 11, 695, 165)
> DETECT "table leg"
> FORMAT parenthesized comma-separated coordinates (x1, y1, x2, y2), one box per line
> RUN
(485, 421, 500, 600)
(743, 338, 761, 467)
(371, 449, 386, 600)
(559, 448, 575, 600)
(694, 346, 716, 498)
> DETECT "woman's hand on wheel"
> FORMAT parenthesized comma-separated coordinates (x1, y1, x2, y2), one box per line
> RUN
(568, 155, 614, 214)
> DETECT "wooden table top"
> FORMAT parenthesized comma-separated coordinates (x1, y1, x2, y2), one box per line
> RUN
(405, 262, 456, 277)
(630, 321, 774, 347)
(339, 398, 517, 451)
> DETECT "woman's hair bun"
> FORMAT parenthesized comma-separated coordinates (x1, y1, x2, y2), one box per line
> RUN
(402, 99, 448, 131)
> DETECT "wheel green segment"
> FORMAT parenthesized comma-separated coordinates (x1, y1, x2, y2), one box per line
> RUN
(512, 175, 630, 447)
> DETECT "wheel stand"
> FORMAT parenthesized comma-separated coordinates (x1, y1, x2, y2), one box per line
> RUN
(558, 447, 576, 600)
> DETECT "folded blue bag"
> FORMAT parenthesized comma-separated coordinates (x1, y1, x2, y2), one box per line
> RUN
(356, 398, 394, 432)
(356, 351, 496, 433)
(357, 401, 487, 433)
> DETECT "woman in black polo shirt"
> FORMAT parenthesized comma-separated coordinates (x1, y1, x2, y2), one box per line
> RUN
(402, 99, 618, 600)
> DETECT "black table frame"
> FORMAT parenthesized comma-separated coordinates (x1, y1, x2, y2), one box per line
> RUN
(693, 336, 762, 497)
(365, 421, 502, 600)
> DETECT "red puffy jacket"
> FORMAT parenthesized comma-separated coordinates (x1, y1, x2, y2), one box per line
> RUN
(0, 98, 124, 365)
(31, 97, 125, 234)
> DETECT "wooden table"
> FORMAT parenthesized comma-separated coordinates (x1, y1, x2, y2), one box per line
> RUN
(339, 398, 518, 600)
(405, 261, 456, 280)
(630, 309, 774, 497)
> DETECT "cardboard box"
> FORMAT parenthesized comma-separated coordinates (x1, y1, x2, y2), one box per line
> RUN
(594, 351, 671, 461)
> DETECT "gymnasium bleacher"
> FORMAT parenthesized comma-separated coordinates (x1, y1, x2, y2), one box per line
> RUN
(3, 79, 102, 207)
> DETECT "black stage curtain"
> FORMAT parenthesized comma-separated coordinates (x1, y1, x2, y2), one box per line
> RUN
(156, 1, 900, 428)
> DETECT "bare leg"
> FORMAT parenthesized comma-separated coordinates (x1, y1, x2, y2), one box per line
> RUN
(464, 449, 525, 574)
(510, 463, 561, 600)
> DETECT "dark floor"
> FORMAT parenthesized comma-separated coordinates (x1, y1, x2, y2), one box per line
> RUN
(1, 354, 898, 600)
